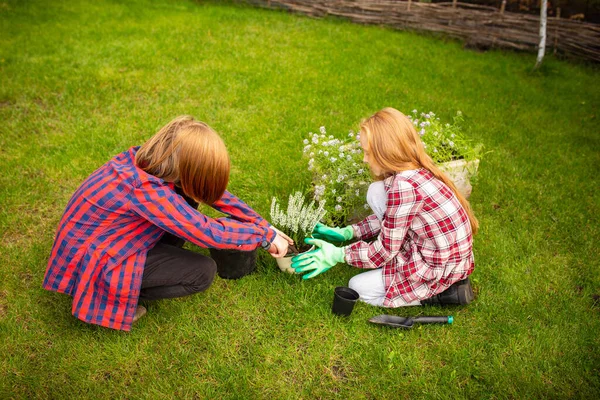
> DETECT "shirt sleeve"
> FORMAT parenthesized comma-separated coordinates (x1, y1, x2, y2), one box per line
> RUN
(210, 190, 271, 228)
(351, 214, 381, 240)
(345, 178, 423, 269)
(131, 181, 276, 250)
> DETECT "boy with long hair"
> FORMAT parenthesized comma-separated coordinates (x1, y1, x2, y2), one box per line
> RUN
(44, 116, 290, 330)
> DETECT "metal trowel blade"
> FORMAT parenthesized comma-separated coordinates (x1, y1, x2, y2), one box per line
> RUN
(368, 314, 414, 328)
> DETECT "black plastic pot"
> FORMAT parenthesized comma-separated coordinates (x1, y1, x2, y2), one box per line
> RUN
(208, 248, 257, 280)
(332, 286, 360, 317)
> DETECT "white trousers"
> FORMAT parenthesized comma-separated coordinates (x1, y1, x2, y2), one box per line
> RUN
(348, 182, 421, 307)
(348, 269, 421, 307)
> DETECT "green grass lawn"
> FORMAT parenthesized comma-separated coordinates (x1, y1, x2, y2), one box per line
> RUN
(1, 0, 599, 398)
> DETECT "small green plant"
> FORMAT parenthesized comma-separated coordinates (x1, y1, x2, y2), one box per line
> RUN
(303, 126, 371, 226)
(270, 191, 327, 254)
(409, 110, 483, 164)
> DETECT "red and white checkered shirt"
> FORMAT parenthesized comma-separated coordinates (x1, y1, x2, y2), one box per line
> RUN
(344, 169, 474, 307)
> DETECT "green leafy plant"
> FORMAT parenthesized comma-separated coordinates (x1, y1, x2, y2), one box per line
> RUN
(270, 191, 326, 254)
(409, 110, 483, 164)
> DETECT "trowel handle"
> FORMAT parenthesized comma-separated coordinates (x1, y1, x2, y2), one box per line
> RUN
(413, 316, 453, 325)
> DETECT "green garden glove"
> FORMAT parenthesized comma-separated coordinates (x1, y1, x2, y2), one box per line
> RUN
(312, 222, 354, 243)
(291, 238, 345, 280)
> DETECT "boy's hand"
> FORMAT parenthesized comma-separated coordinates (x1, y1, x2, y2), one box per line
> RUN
(267, 233, 290, 258)
(272, 226, 294, 245)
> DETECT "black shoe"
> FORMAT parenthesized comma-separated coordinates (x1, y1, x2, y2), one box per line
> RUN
(422, 278, 474, 305)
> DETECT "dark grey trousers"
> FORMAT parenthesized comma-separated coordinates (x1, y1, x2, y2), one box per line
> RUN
(139, 189, 216, 301)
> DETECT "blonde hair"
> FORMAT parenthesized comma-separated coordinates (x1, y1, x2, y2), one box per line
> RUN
(135, 115, 230, 205)
(360, 107, 478, 234)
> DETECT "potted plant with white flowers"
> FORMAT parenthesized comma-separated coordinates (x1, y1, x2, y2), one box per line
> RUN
(409, 110, 483, 199)
(303, 127, 372, 226)
(269, 191, 327, 273)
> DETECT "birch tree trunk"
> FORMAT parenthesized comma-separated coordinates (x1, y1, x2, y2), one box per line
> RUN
(535, 0, 548, 69)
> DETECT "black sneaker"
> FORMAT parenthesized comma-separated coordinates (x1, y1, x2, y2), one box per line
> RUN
(421, 278, 474, 305)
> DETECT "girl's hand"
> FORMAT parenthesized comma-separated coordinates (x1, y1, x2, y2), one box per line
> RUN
(272, 226, 294, 245)
(312, 222, 354, 242)
(291, 238, 345, 279)
(268, 233, 289, 258)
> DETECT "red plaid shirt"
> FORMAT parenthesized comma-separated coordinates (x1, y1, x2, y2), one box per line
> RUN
(43, 147, 275, 331)
(345, 169, 474, 307)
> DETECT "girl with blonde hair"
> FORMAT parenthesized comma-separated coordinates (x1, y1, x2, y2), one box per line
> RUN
(44, 116, 291, 331)
(292, 107, 477, 307)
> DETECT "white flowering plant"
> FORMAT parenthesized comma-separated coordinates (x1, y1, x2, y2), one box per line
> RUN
(270, 191, 327, 254)
(303, 126, 372, 226)
(409, 110, 482, 164)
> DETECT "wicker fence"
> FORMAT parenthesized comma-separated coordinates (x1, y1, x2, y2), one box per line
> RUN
(246, 0, 600, 63)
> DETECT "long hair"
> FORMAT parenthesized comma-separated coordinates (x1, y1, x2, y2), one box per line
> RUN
(135, 115, 230, 204)
(360, 107, 478, 234)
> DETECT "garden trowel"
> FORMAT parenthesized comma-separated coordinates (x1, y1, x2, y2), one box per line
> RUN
(368, 314, 453, 329)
